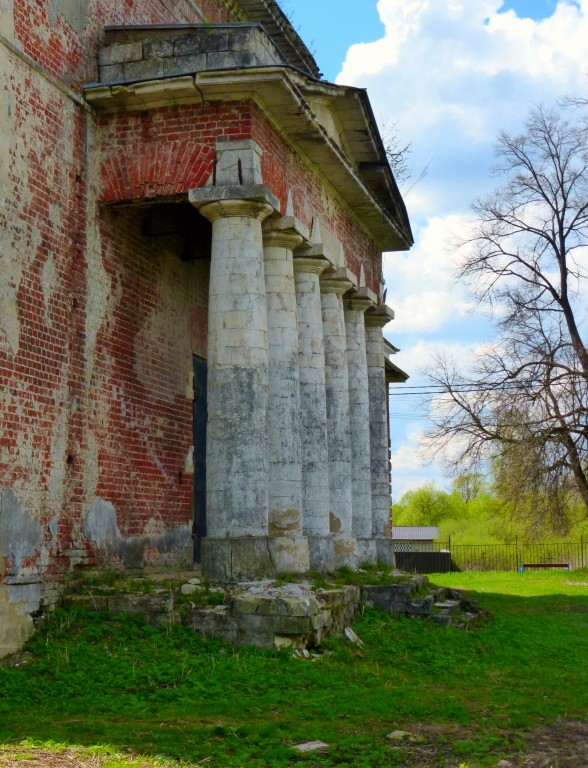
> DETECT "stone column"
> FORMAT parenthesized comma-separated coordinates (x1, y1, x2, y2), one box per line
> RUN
(262, 217, 310, 574)
(344, 288, 377, 565)
(294, 247, 333, 572)
(320, 267, 357, 569)
(190, 182, 278, 581)
(365, 305, 395, 566)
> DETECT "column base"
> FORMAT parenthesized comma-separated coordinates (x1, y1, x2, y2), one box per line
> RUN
(375, 537, 395, 568)
(269, 536, 310, 574)
(355, 538, 377, 566)
(332, 535, 357, 570)
(307, 536, 334, 573)
(201, 537, 274, 582)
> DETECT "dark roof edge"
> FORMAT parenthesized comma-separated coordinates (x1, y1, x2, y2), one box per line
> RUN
(236, 0, 321, 78)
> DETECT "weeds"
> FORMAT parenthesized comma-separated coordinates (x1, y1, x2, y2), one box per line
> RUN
(1, 571, 587, 767)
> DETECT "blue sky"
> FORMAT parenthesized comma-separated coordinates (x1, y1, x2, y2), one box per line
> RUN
(284, 0, 588, 499)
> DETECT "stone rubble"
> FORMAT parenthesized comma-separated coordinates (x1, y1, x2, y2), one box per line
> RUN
(60, 572, 489, 650)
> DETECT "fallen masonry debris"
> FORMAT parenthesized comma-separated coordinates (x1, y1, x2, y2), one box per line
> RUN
(57, 570, 490, 650)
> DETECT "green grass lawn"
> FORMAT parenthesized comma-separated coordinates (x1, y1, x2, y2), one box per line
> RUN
(1, 570, 587, 767)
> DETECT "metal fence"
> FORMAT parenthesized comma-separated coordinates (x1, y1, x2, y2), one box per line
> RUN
(395, 537, 587, 573)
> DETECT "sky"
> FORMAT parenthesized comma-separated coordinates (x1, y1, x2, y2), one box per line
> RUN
(283, 0, 588, 500)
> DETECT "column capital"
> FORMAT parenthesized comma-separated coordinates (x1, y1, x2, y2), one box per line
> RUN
(263, 216, 309, 250)
(294, 254, 332, 276)
(320, 267, 357, 295)
(189, 184, 278, 222)
(344, 287, 377, 313)
(365, 303, 395, 328)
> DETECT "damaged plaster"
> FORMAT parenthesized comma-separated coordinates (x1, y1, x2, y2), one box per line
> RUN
(84, 498, 191, 568)
(48, 0, 92, 37)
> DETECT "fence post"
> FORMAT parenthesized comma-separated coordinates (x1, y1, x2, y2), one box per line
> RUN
(449, 534, 452, 574)
(515, 535, 519, 572)
(582, 536, 585, 569)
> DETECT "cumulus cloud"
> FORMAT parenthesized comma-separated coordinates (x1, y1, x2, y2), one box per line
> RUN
(339, 0, 588, 215)
(341, 0, 588, 492)
(383, 213, 472, 334)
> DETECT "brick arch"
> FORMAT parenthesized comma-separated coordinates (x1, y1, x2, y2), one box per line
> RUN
(99, 142, 215, 203)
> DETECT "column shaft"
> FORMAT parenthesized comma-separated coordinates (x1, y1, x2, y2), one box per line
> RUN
(263, 221, 309, 573)
(320, 268, 356, 568)
(344, 291, 376, 564)
(366, 305, 395, 565)
(294, 254, 332, 571)
(205, 203, 271, 537)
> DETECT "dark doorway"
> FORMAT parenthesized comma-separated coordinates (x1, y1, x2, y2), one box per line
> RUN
(192, 355, 207, 563)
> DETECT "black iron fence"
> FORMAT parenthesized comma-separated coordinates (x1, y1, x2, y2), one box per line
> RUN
(394, 537, 588, 573)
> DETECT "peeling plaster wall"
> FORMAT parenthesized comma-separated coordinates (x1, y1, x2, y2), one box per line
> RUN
(1, 0, 388, 658)
(83, 205, 208, 566)
(0, 0, 233, 658)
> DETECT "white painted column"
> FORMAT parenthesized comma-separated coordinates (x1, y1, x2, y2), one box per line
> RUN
(263, 216, 310, 574)
(344, 288, 377, 565)
(190, 188, 277, 581)
(294, 248, 333, 572)
(365, 305, 395, 566)
(320, 267, 357, 568)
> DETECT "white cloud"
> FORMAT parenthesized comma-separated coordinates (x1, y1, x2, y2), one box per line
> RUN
(339, 0, 588, 216)
(340, 0, 588, 493)
(384, 214, 472, 334)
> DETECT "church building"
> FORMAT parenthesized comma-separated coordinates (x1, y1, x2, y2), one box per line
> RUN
(0, 0, 412, 657)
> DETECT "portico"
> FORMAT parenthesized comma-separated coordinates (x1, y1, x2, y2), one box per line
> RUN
(83, 20, 413, 581)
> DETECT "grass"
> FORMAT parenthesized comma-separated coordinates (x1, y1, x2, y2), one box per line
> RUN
(1, 569, 587, 767)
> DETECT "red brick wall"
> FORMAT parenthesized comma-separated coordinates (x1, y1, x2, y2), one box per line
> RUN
(88, 206, 208, 547)
(0, 52, 89, 584)
(96, 102, 253, 203)
(253, 104, 383, 295)
(0, 0, 238, 594)
(1, 0, 385, 595)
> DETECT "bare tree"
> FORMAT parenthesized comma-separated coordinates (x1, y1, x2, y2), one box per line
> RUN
(380, 119, 429, 192)
(425, 104, 588, 530)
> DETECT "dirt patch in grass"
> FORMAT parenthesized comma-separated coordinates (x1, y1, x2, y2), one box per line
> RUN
(383, 719, 588, 767)
(512, 719, 588, 767)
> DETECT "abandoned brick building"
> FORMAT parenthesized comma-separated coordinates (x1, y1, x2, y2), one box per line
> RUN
(0, 0, 412, 656)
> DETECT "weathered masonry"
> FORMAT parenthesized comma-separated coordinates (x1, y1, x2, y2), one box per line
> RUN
(0, 0, 412, 657)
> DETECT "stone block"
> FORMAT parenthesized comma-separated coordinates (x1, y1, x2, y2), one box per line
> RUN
(433, 599, 461, 616)
(98, 42, 142, 66)
(184, 607, 238, 644)
(268, 536, 309, 574)
(61, 594, 109, 612)
(206, 51, 258, 70)
(174, 30, 229, 56)
(108, 594, 173, 621)
(407, 595, 435, 615)
(267, 595, 321, 618)
(375, 538, 395, 567)
(162, 54, 206, 76)
(271, 615, 314, 634)
(307, 536, 333, 573)
(123, 58, 164, 82)
(234, 613, 275, 648)
(202, 537, 275, 582)
(143, 39, 174, 59)
(99, 64, 126, 82)
(361, 583, 416, 612)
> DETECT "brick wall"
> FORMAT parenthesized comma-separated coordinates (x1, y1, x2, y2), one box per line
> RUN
(1, 0, 386, 641)
(0, 0, 240, 642)
(95, 99, 383, 293)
